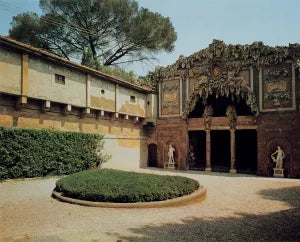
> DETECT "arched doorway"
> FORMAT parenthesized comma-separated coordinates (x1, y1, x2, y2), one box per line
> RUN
(148, 143, 158, 167)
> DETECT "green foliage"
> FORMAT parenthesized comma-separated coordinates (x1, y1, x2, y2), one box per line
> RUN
(0, 127, 106, 180)
(97, 65, 153, 87)
(9, 0, 177, 67)
(55, 169, 199, 203)
(9, 12, 42, 47)
(81, 48, 100, 70)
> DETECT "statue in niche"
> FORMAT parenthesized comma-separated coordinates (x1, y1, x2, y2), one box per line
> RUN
(166, 144, 176, 169)
(168, 145, 175, 164)
(203, 105, 213, 129)
(271, 146, 285, 169)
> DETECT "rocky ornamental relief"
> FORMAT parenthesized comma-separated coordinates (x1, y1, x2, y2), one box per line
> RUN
(262, 63, 292, 109)
(161, 79, 180, 115)
(184, 63, 254, 117)
(154, 39, 300, 117)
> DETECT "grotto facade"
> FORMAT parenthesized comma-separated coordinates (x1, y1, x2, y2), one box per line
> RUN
(147, 40, 300, 178)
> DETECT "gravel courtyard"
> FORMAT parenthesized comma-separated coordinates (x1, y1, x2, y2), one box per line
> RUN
(1, 168, 300, 242)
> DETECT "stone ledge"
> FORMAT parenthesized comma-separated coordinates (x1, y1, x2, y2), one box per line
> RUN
(52, 186, 207, 208)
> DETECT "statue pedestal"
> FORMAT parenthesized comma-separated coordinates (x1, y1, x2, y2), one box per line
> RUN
(166, 162, 176, 169)
(273, 168, 284, 178)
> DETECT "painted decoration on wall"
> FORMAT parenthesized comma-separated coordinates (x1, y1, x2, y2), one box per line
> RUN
(161, 79, 180, 115)
(262, 63, 293, 110)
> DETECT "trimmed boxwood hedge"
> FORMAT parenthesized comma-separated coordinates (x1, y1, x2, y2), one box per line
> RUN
(55, 169, 200, 203)
(0, 126, 104, 180)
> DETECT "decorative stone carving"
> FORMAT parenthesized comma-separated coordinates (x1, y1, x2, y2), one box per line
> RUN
(262, 63, 293, 109)
(203, 105, 213, 128)
(163, 93, 177, 102)
(271, 146, 285, 178)
(162, 103, 179, 108)
(162, 83, 179, 91)
(154, 39, 300, 117)
(226, 105, 237, 129)
(161, 79, 180, 115)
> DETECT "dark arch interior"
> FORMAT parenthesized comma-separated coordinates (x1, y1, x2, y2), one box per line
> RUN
(188, 95, 252, 118)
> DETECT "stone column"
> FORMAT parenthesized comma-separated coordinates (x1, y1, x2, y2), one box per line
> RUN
(205, 130, 212, 172)
(230, 129, 237, 174)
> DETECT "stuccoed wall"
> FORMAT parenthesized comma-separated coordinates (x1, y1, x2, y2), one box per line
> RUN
(118, 86, 146, 117)
(145, 93, 158, 119)
(90, 76, 116, 111)
(0, 101, 148, 170)
(28, 57, 87, 107)
(0, 42, 152, 171)
(0, 47, 21, 95)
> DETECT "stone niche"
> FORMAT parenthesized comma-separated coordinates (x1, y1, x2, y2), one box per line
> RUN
(161, 78, 180, 116)
(262, 63, 294, 110)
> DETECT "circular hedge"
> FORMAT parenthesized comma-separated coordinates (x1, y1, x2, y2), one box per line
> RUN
(54, 169, 199, 203)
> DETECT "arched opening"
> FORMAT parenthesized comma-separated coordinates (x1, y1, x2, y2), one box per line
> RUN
(148, 144, 158, 167)
(188, 95, 253, 118)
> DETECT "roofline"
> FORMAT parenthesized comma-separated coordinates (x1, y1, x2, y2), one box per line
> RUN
(0, 35, 153, 93)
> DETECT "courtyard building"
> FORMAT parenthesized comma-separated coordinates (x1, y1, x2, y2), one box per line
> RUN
(0, 36, 300, 178)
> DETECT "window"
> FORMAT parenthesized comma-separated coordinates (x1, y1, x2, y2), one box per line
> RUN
(101, 89, 105, 95)
(55, 74, 65, 85)
(130, 95, 136, 103)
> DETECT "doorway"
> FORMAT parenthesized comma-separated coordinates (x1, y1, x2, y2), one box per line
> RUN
(211, 130, 231, 172)
(188, 131, 206, 170)
(236, 130, 257, 174)
(148, 143, 158, 167)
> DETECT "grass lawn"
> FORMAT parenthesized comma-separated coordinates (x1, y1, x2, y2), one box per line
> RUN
(55, 169, 199, 203)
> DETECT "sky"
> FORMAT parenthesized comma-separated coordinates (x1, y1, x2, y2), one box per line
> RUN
(0, 0, 300, 76)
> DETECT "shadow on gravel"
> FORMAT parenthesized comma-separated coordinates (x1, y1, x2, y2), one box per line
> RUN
(112, 186, 300, 242)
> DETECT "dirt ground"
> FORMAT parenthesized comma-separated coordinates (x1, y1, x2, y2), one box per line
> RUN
(1, 168, 300, 242)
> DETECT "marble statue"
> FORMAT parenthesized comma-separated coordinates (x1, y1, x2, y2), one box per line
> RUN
(271, 146, 285, 169)
(168, 145, 175, 164)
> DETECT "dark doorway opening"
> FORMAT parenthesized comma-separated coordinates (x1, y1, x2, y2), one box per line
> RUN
(236, 130, 257, 174)
(188, 131, 206, 170)
(211, 130, 231, 172)
(148, 144, 158, 167)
